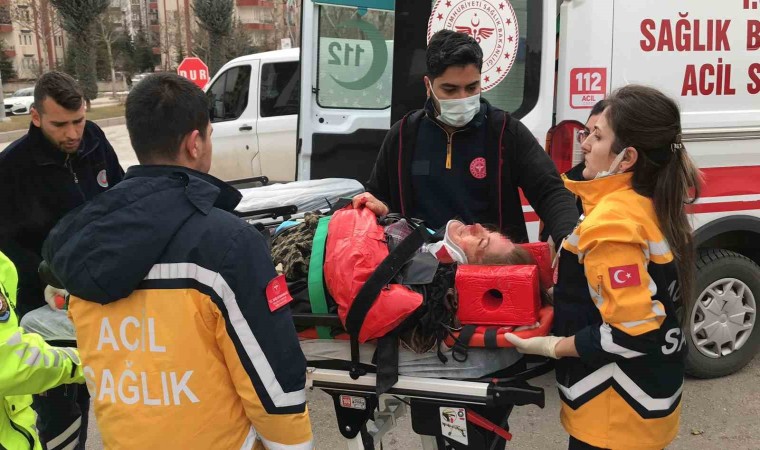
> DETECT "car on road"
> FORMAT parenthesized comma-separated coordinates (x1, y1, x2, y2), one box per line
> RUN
(3, 87, 34, 116)
(130, 73, 152, 88)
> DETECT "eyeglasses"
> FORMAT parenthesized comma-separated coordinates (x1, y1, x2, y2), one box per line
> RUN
(576, 129, 590, 144)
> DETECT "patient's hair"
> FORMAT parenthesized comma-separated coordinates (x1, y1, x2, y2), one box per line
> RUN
(479, 244, 535, 266)
(475, 245, 553, 306)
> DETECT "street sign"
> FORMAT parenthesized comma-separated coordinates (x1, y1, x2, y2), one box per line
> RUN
(177, 57, 210, 89)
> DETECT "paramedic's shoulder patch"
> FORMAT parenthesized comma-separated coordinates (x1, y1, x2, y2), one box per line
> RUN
(608, 264, 641, 289)
(0, 290, 10, 322)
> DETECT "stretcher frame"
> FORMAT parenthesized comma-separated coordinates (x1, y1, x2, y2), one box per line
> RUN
(305, 351, 552, 449)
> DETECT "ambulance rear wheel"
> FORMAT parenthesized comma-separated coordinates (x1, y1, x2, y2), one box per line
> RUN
(686, 249, 760, 378)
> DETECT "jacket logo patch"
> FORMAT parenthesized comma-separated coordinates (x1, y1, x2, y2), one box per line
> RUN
(266, 274, 293, 312)
(97, 169, 109, 188)
(609, 264, 641, 289)
(0, 290, 9, 322)
(469, 157, 487, 179)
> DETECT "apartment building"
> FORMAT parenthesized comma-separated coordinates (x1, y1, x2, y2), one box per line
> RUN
(0, 0, 67, 80)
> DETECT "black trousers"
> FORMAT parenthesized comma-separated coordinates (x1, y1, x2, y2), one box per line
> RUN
(33, 340, 89, 450)
(569, 436, 664, 450)
(568, 436, 607, 450)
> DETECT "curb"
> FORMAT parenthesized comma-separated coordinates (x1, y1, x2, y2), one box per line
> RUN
(0, 116, 126, 144)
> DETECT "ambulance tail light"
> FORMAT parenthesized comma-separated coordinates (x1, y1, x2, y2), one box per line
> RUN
(545, 120, 585, 174)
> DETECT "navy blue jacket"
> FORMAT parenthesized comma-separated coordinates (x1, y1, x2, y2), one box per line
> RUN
(0, 121, 124, 316)
(41, 166, 309, 447)
(366, 99, 578, 245)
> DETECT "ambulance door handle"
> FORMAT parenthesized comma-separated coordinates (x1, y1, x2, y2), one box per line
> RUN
(239, 125, 253, 131)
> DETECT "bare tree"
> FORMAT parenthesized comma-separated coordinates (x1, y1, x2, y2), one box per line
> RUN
(95, 8, 121, 98)
(11, 0, 63, 72)
(161, 10, 184, 71)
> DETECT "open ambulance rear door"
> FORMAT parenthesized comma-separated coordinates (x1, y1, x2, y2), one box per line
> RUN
(297, 0, 557, 197)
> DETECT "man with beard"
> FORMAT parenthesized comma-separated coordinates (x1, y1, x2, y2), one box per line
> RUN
(0, 71, 123, 450)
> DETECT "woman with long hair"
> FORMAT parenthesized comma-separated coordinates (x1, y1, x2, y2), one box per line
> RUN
(506, 85, 701, 449)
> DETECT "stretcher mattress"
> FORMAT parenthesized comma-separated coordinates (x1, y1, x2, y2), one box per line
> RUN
(236, 178, 364, 214)
(301, 339, 523, 379)
(20, 306, 75, 342)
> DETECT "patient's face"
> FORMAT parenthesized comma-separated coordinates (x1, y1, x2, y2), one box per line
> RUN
(447, 222, 515, 264)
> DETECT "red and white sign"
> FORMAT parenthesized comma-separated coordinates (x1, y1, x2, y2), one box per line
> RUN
(339, 395, 367, 410)
(265, 274, 293, 312)
(570, 68, 607, 109)
(608, 264, 641, 289)
(428, 0, 520, 92)
(177, 57, 210, 89)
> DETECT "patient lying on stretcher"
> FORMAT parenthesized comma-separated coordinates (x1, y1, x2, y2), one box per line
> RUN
(272, 205, 550, 355)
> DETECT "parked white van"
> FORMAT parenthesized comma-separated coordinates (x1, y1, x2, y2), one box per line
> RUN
(204, 48, 300, 182)
(295, 0, 760, 378)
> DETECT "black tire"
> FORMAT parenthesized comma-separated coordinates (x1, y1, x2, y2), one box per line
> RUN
(685, 249, 760, 378)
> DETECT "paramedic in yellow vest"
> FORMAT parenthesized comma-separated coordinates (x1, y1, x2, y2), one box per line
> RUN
(0, 251, 84, 450)
(43, 73, 313, 449)
(505, 85, 701, 450)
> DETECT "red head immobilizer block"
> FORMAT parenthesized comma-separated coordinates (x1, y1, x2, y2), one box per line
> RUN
(455, 265, 541, 326)
(520, 242, 553, 290)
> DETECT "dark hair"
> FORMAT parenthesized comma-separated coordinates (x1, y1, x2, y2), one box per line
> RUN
(588, 99, 608, 120)
(33, 71, 84, 113)
(426, 29, 483, 79)
(125, 73, 209, 163)
(604, 85, 702, 325)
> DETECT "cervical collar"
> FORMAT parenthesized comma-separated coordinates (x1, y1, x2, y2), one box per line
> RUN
(425, 220, 468, 264)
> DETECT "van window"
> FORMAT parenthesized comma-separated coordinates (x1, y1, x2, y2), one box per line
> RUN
(316, 6, 395, 109)
(260, 61, 300, 117)
(206, 65, 252, 122)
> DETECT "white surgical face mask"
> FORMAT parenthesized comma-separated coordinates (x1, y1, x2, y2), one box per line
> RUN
(425, 220, 469, 264)
(594, 148, 628, 179)
(428, 81, 481, 128)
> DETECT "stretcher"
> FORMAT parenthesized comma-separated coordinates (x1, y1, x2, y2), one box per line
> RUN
(233, 181, 555, 449)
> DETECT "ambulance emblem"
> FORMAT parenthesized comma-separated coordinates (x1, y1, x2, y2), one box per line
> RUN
(97, 169, 109, 188)
(428, 0, 520, 91)
(470, 157, 487, 179)
(0, 289, 10, 322)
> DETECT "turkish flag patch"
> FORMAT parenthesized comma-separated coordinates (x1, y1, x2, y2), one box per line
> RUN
(608, 264, 641, 289)
(266, 274, 293, 312)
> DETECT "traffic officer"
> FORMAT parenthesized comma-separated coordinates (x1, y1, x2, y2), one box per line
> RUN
(0, 250, 84, 450)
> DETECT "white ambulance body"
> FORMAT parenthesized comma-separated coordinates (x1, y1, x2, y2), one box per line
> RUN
(295, 0, 759, 377)
(552, 0, 760, 377)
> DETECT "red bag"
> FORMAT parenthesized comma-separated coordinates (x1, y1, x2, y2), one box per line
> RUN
(323, 207, 423, 342)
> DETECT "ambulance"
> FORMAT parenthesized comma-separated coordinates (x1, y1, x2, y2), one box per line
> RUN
(293, 0, 760, 378)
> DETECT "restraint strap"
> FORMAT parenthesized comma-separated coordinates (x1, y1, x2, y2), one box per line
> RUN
(374, 334, 399, 395)
(345, 223, 431, 336)
(307, 216, 332, 339)
(484, 328, 499, 349)
(451, 325, 477, 362)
